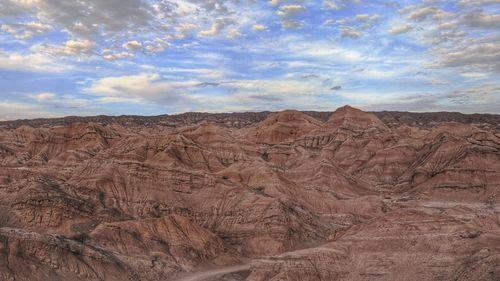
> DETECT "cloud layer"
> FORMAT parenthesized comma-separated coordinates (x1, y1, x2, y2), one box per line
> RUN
(0, 0, 499, 119)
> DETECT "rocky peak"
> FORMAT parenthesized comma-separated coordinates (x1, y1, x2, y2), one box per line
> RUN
(244, 110, 322, 144)
(264, 110, 321, 125)
(325, 105, 389, 132)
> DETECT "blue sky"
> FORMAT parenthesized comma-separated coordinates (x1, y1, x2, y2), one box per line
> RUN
(0, 0, 499, 120)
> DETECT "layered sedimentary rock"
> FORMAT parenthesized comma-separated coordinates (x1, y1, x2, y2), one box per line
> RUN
(0, 106, 499, 281)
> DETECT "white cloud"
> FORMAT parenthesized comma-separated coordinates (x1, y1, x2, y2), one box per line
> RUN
(36, 0, 153, 36)
(198, 18, 233, 37)
(144, 38, 169, 53)
(388, 24, 413, 35)
(405, 6, 448, 21)
(425, 79, 449, 85)
(174, 23, 198, 38)
(138, 63, 228, 80)
(0, 49, 70, 72)
(326, 13, 380, 33)
(462, 11, 500, 28)
(225, 79, 320, 95)
(355, 14, 381, 27)
(198, 23, 221, 37)
(458, 0, 500, 5)
(277, 5, 305, 29)
(32, 39, 96, 56)
(0, 21, 50, 39)
(341, 27, 362, 38)
(23, 21, 50, 32)
(226, 28, 242, 38)
(122, 40, 143, 51)
(60, 39, 95, 55)
(0, 96, 98, 120)
(31, 92, 56, 102)
(252, 36, 363, 62)
(85, 73, 199, 105)
(0, 0, 269, 55)
(87, 73, 161, 98)
(433, 41, 500, 73)
(277, 5, 305, 17)
(0, 0, 38, 17)
(0, 101, 61, 121)
(437, 21, 457, 30)
(300, 46, 361, 61)
(323, 0, 341, 10)
(102, 49, 132, 61)
(322, 0, 360, 10)
(359, 85, 500, 114)
(282, 20, 303, 29)
(28, 92, 90, 108)
(352, 67, 401, 80)
(252, 24, 267, 32)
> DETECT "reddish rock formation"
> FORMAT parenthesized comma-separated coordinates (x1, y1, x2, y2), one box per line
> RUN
(242, 110, 322, 144)
(0, 106, 499, 280)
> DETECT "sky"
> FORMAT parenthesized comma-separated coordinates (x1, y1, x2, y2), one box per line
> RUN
(0, 0, 499, 120)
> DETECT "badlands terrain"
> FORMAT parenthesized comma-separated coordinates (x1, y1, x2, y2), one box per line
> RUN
(0, 105, 499, 281)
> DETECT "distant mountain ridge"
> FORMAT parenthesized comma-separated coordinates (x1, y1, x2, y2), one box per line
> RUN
(1, 108, 499, 131)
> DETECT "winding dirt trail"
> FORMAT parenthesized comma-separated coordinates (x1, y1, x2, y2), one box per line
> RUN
(177, 264, 251, 281)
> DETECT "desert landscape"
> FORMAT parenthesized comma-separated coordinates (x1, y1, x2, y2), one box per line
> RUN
(0, 105, 499, 281)
(1, 0, 499, 280)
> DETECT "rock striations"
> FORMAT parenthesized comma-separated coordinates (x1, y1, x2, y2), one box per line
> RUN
(0, 106, 499, 281)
